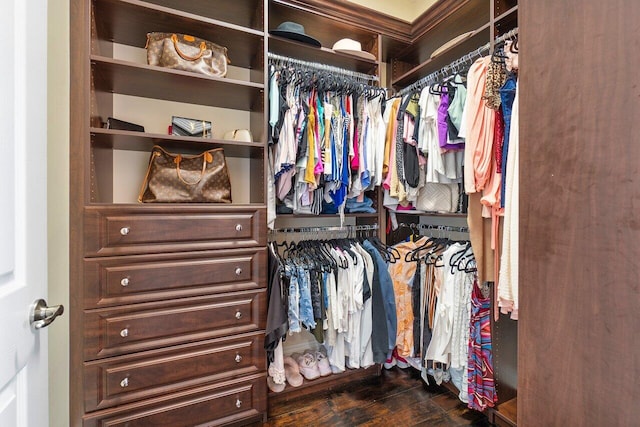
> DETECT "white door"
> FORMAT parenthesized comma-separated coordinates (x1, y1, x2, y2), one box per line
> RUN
(0, 0, 53, 425)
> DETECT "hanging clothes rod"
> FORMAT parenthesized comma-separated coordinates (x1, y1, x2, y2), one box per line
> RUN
(397, 27, 518, 96)
(269, 224, 379, 234)
(398, 222, 469, 234)
(267, 52, 379, 82)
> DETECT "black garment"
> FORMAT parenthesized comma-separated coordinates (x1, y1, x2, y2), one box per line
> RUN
(412, 261, 422, 356)
(265, 245, 289, 364)
(403, 138, 420, 188)
(363, 244, 389, 364)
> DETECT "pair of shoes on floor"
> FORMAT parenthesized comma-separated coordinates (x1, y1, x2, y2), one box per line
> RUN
(291, 348, 332, 381)
(383, 347, 410, 370)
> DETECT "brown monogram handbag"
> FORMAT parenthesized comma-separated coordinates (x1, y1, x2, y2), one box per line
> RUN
(138, 146, 232, 203)
(146, 32, 230, 77)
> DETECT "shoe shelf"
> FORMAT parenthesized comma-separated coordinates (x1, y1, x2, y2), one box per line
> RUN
(268, 365, 381, 404)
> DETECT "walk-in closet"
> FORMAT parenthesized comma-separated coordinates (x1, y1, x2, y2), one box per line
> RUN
(67, 0, 640, 426)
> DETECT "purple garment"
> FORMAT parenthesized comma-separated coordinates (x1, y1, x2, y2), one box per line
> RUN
(437, 87, 462, 151)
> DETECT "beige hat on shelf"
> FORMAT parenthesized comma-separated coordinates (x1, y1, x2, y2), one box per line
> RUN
(430, 30, 475, 59)
(223, 129, 253, 142)
(331, 38, 376, 61)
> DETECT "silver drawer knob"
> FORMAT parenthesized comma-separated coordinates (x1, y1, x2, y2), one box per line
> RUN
(120, 227, 130, 236)
(120, 378, 129, 388)
(235, 353, 242, 363)
(235, 311, 242, 320)
(120, 277, 130, 287)
(235, 399, 242, 408)
(120, 328, 129, 338)
(235, 224, 243, 232)
(235, 267, 242, 276)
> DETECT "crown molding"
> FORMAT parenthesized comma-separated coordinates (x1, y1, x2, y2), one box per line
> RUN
(271, 0, 413, 42)
(273, 0, 476, 43)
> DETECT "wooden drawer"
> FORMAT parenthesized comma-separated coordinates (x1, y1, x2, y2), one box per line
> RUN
(84, 331, 265, 411)
(84, 205, 265, 256)
(83, 373, 267, 427)
(83, 248, 266, 308)
(84, 289, 266, 360)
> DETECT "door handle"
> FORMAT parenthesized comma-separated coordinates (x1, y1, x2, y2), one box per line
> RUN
(30, 299, 64, 329)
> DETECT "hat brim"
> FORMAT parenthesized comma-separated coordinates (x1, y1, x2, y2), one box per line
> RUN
(334, 48, 376, 61)
(270, 30, 321, 47)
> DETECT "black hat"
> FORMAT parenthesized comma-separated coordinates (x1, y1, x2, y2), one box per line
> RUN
(270, 21, 321, 47)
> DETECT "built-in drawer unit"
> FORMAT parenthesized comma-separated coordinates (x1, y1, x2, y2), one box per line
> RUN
(84, 205, 266, 256)
(84, 289, 266, 360)
(83, 248, 266, 307)
(84, 331, 264, 411)
(82, 373, 267, 427)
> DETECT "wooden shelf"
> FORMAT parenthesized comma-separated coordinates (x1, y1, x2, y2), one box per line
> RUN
(268, 365, 381, 404)
(93, 0, 265, 69)
(141, 0, 264, 30)
(268, 35, 378, 75)
(91, 56, 264, 111)
(90, 128, 264, 157)
(269, 0, 380, 50)
(495, 5, 518, 24)
(392, 22, 491, 88)
(492, 397, 517, 427)
(276, 213, 379, 218)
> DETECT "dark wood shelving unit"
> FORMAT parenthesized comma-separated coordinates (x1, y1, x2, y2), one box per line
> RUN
(93, 0, 265, 69)
(91, 56, 264, 110)
(391, 22, 491, 88)
(90, 128, 264, 157)
(268, 35, 379, 75)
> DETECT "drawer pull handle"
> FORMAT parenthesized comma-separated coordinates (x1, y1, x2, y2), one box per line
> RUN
(235, 353, 242, 363)
(120, 378, 129, 388)
(120, 227, 130, 236)
(235, 224, 243, 232)
(235, 267, 242, 276)
(235, 311, 242, 320)
(120, 328, 129, 338)
(235, 399, 242, 408)
(120, 277, 130, 287)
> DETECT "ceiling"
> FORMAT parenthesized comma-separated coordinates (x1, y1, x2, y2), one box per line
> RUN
(345, 0, 439, 23)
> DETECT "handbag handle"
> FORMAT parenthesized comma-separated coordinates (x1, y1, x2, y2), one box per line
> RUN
(171, 34, 207, 61)
(175, 152, 213, 185)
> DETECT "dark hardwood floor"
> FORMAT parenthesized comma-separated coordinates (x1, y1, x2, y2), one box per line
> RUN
(264, 367, 490, 426)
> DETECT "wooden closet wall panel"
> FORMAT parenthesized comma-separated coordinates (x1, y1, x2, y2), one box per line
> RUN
(520, 1, 640, 426)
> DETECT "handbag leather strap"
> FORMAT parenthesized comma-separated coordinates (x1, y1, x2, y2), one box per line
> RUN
(171, 34, 207, 61)
(175, 152, 212, 185)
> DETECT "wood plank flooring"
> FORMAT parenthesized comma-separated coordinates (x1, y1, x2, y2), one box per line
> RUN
(264, 367, 490, 426)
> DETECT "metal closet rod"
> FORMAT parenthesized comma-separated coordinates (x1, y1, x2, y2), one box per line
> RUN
(398, 222, 469, 233)
(267, 52, 380, 82)
(398, 27, 519, 96)
(269, 224, 379, 234)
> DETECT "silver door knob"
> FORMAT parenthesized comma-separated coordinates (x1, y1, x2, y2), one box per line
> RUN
(235, 311, 242, 320)
(120, 328, 129, 338)
(120, 378, 129, 388)
(120, 277, 130, 287)
(30, 299, 64, 329)
(235, 224, 243, 232)
(235, 399, 242, 408)
(120, 227, 130, 236)
(235, 353, 242, 363)
(235, 267, 242, 276)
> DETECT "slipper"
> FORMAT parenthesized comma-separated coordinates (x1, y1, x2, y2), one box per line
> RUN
(283, 356, 304, 387)
(267, 376, 286, 393)
(314, 350, 332, 377)
(293, 352, 321, 380)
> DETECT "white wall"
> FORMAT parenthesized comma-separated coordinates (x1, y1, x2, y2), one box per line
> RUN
(47, 0, 69, 425)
